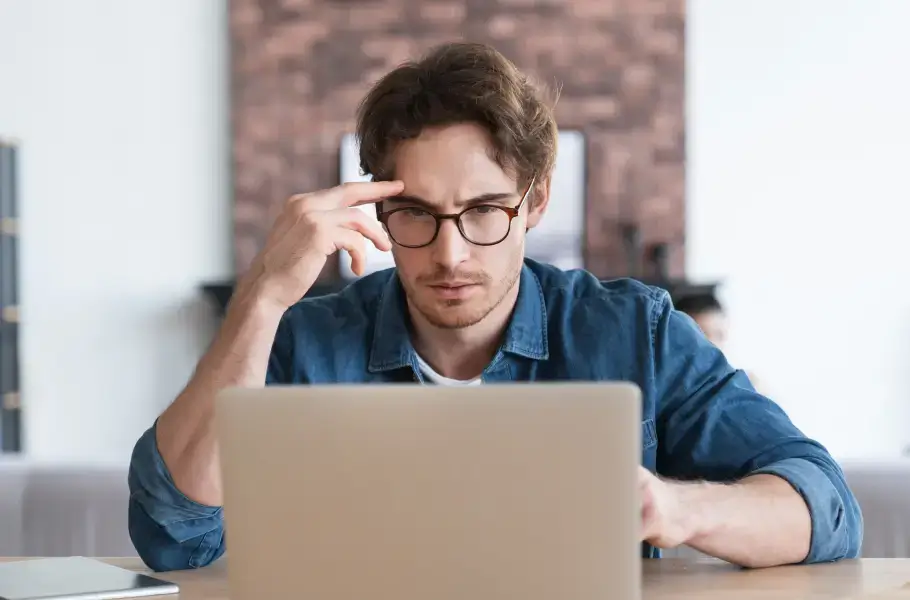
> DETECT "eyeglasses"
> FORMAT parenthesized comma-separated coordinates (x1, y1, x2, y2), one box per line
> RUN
(377, 176, 536, 249)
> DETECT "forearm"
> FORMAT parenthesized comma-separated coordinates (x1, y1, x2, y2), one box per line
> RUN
(155, 281, 285, 506)
(679, 474, 811, 568)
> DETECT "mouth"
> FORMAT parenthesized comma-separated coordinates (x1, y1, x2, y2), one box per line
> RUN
(427, 282, 480, 299)
(429, 281, 476, 288)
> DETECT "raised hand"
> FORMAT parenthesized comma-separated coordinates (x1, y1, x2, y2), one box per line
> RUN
(240, 180, 404, 311)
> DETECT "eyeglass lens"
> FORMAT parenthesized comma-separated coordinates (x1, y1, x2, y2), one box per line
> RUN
(386, 206, 512, 247)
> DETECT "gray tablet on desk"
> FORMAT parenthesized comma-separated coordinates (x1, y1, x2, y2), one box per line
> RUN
(0, 557, 178, 600)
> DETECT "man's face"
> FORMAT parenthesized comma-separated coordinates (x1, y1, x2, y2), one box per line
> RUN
(692, 309, 729, 349)
(384, 123, 548, 329)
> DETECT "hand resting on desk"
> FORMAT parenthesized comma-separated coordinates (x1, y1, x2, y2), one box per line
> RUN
(640, 465, 812, 568)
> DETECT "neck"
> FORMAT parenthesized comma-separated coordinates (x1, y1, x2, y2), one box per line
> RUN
(408, 281, 520, 381)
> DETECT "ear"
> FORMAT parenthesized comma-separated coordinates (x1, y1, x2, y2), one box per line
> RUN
(525, 175, 551, 231)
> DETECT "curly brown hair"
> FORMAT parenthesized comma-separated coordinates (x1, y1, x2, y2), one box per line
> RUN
(355, 41, 559, 202)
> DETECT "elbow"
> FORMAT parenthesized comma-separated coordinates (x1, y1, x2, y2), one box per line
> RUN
(838, 491, 864, 560)
(128, 493, 225, 572)
(800, 457, 865, 563)
(128, 496, 181, 572)
(806, 493, 863, 564)
(127, 423, 226, 571)
(751, 455, 863, 564)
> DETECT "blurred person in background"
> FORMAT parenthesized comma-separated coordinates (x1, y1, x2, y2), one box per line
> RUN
(675, 291, 764, 393)
(674, 293, 728, 348)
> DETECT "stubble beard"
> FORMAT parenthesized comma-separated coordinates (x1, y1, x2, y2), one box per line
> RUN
(406, 253, 524, 331)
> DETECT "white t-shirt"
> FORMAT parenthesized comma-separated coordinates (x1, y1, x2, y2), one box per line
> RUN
(415, 353, 482, 386)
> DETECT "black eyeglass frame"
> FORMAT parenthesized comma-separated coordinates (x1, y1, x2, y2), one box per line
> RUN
(375, 175, 537, 249)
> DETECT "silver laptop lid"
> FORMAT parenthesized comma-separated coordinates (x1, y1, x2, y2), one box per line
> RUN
(216, 382, 642, 600)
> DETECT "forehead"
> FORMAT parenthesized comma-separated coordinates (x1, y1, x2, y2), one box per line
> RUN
(391, 123, 518, 201)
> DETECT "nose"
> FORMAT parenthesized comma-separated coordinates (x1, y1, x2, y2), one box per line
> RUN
(430, 218, 470, 269)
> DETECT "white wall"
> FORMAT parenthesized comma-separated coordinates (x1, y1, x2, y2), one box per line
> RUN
(688, 1, 910, 459)
(0, 0, 231, 462)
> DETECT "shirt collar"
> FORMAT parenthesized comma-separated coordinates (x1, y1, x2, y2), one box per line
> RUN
(367, 261, 549, 373)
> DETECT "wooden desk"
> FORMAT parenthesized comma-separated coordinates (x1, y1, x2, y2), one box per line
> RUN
(2, 557, 910, 599)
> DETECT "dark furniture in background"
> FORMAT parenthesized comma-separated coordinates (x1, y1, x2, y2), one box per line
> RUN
(0, 139, 21, 452)
(202, 281, 345, 316)
(201, 234, 717, 315)
(201, 279, 717, 317)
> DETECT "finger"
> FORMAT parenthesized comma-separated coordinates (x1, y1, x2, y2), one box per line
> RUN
(333, 228, 368, 277)
(638, 466, 648, 484)
(312, 180, 405, 210)
(639, 481, 659, 534)
(638, 476, 653, 541)
(639, 468, 652, 494)
(640, 509, 658, 542)
(333, 207, 392, 252)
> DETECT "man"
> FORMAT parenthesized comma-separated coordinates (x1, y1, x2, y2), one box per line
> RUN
(128, 42, 862, 572)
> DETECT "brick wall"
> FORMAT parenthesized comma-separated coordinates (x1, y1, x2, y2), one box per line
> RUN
(230, 0, 685, 280)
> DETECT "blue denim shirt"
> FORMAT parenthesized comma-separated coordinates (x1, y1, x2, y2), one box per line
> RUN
(128, 258, 863, 571)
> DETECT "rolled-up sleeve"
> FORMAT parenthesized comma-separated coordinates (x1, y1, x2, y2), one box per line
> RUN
(127, 311, 297, 571)
(127, 421, 225, 572)
(750, 456, 861, 562)
(651, 290, 863, 563)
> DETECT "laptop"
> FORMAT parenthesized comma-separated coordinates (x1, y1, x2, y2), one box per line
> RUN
(214, 382, 643, 600)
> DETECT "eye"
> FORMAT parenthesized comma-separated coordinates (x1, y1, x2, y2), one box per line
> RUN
(471, 205, 499, 214)
(401, 207, 429, 217)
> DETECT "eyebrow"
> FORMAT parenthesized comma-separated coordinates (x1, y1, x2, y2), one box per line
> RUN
(384, 192, 517, 210)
